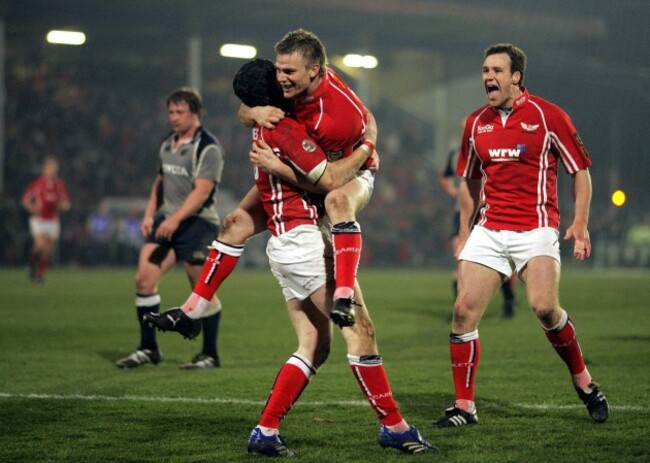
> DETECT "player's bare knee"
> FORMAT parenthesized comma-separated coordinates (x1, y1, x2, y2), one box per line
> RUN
(324, 189, 352, 214)
(220, 211, 238, 234)
(220, 209, 252, 243)
(134, 270, 156, 294)
(452, 300, 472, 323)
(530, 304, 557, 325)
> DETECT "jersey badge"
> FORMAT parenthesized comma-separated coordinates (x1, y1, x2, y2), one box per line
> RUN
(302, 139, 317, 153)
(520, 122, 539, 133)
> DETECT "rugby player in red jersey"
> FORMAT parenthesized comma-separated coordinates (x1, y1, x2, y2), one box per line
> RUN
(21, 156, 70, 283)
(148, 29, 375, 334)
(146, 58, 436, 456)
(195, 29, 374, 328)
(432, 43, 608, 428)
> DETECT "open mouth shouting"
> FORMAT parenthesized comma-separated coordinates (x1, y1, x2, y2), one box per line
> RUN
(485, 82, 500, 104)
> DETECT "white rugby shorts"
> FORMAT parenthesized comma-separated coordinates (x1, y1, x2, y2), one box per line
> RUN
(267, 225, 328, 301)
(357, 169, 374, 194)
(458, 225, 561, 277)
(29, 217, 61, 240)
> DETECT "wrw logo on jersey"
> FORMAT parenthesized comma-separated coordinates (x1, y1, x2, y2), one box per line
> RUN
(488, 144, 526, 162)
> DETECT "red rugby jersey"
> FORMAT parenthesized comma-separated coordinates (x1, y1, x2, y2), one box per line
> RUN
(253, 117, 328, 236)
(22, 175, 70, 220)
(293, 68, 367, 160)
(457, 90, 591, 231)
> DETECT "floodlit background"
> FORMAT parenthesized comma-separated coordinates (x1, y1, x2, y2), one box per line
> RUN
(2, 0, 649, 268)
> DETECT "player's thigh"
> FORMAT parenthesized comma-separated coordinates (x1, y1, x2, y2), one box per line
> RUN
(294, 288, 331, 339)
(521, 255, 560, 310)
(326, 176, 371, 216)
(457, 260, 503, 312)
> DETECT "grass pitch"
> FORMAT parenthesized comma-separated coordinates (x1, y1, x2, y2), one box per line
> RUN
(1, 266, 649, 462)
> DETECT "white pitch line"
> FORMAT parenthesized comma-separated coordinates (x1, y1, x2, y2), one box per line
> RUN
(0, 392, 644, 411)
(0, 392, 368, 407)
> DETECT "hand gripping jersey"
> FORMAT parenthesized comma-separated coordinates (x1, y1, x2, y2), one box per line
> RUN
(22, 175, 70, 220)
(252, 118, 330, 236)
(457, 90, 591, 231)
(293, 68, 367, 160)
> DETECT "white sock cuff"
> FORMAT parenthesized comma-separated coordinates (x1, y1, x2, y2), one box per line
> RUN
(544, 309, 568, 332)
(287, 353, 316, 378)
(346, 354, 383, 366)
(211, 240, 244, 257)
(450, 330, 479, 343)
(135, 293, 161, 307)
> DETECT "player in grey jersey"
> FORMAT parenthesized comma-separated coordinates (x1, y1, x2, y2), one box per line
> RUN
(116, 88, 225, 370)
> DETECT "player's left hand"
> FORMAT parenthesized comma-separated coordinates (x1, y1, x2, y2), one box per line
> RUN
(564, 222, 591, 260)
(155, 217, 179, 241)
(250, 140, 282, 174)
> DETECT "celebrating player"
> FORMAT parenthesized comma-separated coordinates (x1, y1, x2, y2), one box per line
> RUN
(432, 43, 608, 428)
(147, 29, 375, 331)
(236, 58, 436, 456)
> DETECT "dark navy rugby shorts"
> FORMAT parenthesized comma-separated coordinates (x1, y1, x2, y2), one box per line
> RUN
(147, 215, 218, 265)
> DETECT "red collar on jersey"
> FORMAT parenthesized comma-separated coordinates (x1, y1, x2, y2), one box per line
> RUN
(298, 68, 333, 103)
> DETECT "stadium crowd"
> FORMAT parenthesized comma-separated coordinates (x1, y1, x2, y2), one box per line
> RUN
(1, 58, 451, 268)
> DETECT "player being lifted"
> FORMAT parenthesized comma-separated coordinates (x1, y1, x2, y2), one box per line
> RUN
(145, 28, 376, 332)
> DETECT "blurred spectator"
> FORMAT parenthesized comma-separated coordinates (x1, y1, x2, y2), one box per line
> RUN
(116, 207, 144, 265)
(83, 200, 115, 266)
(2, 56, 453, 268)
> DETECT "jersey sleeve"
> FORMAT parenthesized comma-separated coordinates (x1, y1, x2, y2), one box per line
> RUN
(548, 105, 592, 174)
(196, 143, 225, 183)
(266, 120, 328, 184)
(456, 116, 482, 179)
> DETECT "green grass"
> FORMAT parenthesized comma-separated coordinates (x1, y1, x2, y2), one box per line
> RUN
(1, 267, 649, 462)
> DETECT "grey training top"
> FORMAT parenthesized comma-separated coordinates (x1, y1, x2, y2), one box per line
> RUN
(157, 126, 225, 225)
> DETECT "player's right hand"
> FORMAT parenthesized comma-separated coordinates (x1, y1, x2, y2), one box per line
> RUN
(364, 151, 380, 172)
(254, 106, 285, 128)
(141, 216, 154, 238)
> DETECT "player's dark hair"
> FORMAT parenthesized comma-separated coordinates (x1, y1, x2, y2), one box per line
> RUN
(274, 28, 328, 77)
(233, 59, 290, 111)
(166, 87, 204, 116)
(484, 43, 527, 88)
